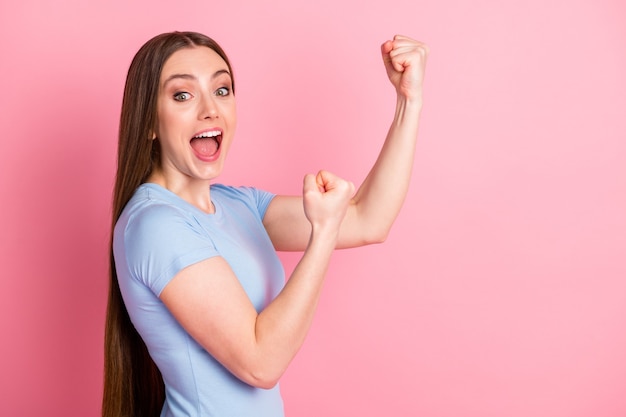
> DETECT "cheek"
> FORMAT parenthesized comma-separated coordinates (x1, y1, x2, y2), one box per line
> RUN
(155, 103, 168, 137)
(156, 105, 183, 137)
(224, 102, 237, 125)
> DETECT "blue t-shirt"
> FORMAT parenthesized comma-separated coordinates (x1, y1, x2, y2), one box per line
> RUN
(113, 183, 286, 417)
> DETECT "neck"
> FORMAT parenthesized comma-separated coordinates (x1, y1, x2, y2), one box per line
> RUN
(147, 169, 215, 214)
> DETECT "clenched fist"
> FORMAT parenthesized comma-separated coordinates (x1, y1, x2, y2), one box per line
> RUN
(381, 35, 429, 102)
(302, 170, 355, 232)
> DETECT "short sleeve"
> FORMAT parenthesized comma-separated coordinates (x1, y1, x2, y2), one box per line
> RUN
(115, 202, 218, 296)
(249, 187, 275, 219)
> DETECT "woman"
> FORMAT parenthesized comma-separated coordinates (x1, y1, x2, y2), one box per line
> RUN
(103, 31, 427, 417)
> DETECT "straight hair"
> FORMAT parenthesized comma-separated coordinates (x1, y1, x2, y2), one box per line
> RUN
(102, 31, 234, 417)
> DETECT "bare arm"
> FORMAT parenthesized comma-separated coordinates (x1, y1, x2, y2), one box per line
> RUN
(158, 35, 427, 388)
(160, 172, 354, 388)
(264, 35, 429, 251)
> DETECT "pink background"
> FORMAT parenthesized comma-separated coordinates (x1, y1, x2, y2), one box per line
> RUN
(1, 0, 625, 415)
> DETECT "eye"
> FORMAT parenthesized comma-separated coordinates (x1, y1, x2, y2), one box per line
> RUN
(215, 87, 231, 97)
(173, 92, 192, 102)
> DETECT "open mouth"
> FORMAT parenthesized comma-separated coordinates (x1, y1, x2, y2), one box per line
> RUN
(190, 130, 222, 158)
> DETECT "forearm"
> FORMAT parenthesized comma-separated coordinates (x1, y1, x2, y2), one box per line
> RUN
(342, 95, 423, 246)
(252, 226, 338, 386)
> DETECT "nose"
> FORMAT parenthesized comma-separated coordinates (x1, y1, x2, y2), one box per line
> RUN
(199, 93, 219, 120)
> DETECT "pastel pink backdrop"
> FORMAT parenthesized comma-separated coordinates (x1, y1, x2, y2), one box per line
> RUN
(1, 0, 624, 416)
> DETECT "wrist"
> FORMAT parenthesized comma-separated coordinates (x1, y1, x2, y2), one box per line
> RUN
(311, 222, 340, 239)
(308, 223, 340, 249)
(396, 93, 423, 112)
(393, 94, 423, 129)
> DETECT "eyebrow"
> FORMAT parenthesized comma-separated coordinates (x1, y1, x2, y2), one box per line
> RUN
(162, 69, 231, 87)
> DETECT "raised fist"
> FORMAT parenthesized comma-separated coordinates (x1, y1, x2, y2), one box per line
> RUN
(381, 35, 429, 102)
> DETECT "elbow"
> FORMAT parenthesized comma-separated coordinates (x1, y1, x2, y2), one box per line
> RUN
(245, 370, 281, 390)
(362, 226, 391, 245)
(251, 376, 280, 390)
(238, 363, 285, 390)
(342, 227, 389, 248)
(372, 230, 390, 245)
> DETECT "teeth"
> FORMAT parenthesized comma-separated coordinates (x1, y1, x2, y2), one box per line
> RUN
(194, 130, 221, 139)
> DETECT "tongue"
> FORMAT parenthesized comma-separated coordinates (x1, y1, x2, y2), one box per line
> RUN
(191, 137, 219, 157)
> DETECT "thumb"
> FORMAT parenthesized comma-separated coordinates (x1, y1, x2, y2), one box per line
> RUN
(304, 173, 327, 196)
(303, 173, 318, 193)
(381, 40, 394, 73)
(381, 39, 405, 76)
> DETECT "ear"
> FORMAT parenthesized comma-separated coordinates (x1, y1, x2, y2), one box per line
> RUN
(150, 132, 157, 140)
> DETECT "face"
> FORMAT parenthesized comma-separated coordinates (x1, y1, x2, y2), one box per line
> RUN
(153, 46, 236, 186)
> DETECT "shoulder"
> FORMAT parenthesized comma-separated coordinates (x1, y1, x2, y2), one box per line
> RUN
(118, 185, 195, 234)
(212, 184, 275, 218)
(114, 185, 206, 260)
(113, 185, 218, 292)
(212, 183, 272, 201)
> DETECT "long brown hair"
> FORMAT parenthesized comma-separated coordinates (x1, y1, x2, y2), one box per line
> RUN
(102, 31, 235, 417)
